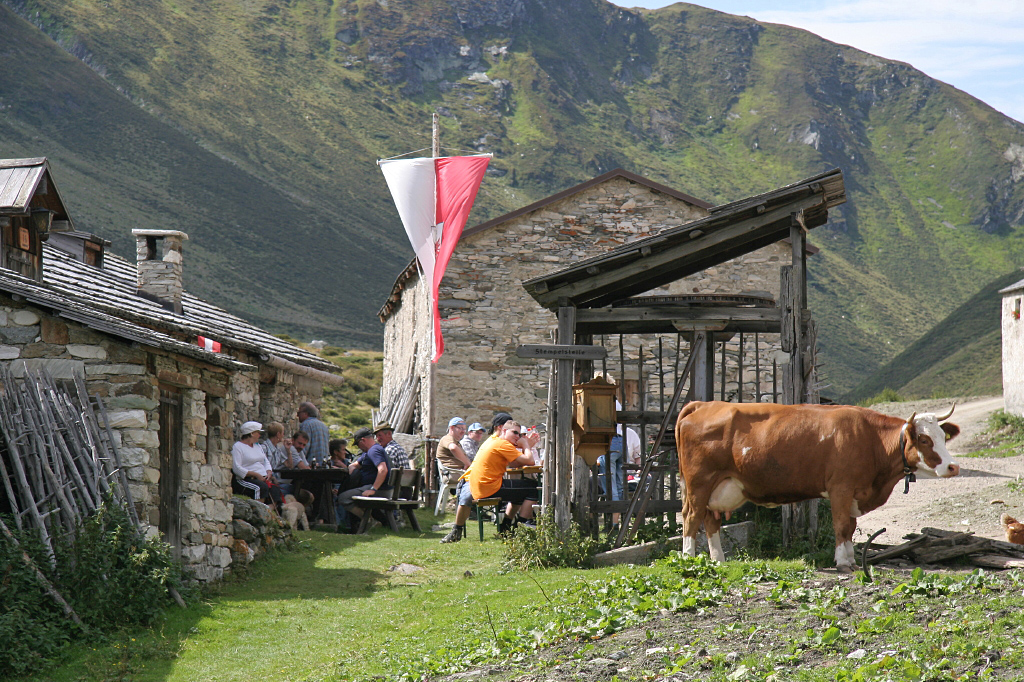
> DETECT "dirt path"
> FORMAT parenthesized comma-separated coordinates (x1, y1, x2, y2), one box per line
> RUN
(856, 395, 1024, 545)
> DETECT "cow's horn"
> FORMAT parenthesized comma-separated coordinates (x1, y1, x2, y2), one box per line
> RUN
(935, 403, 955, 422)
(906, 411, 916, 425)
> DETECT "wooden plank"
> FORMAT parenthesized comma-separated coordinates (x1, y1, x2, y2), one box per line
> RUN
(911, 537, 992, 563)
(865, 534, 931, 564)
(779, 266, 793, 353)
(971, 554, 1024, 569)
(515, 344, 607, 360)
(790, 216, 806, 403)
(554, 304, 576, 532)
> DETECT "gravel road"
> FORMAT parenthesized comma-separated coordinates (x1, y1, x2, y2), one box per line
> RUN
(856, 395, 1024, 545)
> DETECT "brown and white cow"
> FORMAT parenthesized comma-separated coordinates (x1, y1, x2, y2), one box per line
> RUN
(675, 401, 960, 571)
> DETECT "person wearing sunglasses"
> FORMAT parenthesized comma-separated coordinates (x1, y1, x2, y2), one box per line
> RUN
(440, 420, 540, 543)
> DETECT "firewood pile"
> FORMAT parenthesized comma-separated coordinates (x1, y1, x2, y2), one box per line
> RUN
(0, 366, 136, 568)
(860, 527, 1024, 570)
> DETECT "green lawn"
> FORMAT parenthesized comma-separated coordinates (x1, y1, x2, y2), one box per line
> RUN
(29, 512, 602, 682)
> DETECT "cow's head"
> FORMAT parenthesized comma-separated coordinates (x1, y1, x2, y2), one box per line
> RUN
(904, 405, 960, 478)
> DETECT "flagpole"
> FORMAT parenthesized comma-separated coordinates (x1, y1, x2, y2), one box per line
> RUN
(427, 112, 439, 439)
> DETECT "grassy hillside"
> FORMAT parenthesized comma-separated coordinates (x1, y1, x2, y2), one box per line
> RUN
(845, 270, 1023, 403)
(2, 0, 1024, 392)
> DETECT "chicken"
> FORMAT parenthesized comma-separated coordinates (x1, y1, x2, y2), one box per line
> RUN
(1001, 513, 1024, 545)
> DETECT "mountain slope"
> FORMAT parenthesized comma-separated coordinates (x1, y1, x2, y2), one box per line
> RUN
(2, 0, 1024, 393)
(844, 269, 1023, 403)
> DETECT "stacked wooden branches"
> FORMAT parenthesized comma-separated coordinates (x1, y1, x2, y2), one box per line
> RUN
(860, 527, 1024, 570)
(0, 366, 136, 568)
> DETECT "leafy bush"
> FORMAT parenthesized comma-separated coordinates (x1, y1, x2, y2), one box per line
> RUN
(501, 509, 606, 571)
(0, 499, 181, 677)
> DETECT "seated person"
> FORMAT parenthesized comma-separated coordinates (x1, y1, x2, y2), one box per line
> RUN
(262, 421, 306, 496)
(440, 421, 539, 544)
(459, 422, 486, 462)
(338, 427, 392, 530)
(436, 417, 471, 481)
(231, 421, 284, 512)
(329, 439, 351, 467)
(288, 431, 311, 468)
(374, 422, 410, 469)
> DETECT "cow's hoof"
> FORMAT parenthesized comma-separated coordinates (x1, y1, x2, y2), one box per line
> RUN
(835, 564, 854, 574)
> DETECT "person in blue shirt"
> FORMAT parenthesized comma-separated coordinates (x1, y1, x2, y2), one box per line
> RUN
(337, 427, 392, 530)
(297, 401, 330, 466)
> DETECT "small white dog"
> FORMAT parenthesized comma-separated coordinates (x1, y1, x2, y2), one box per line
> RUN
(282, 493, 310, 531)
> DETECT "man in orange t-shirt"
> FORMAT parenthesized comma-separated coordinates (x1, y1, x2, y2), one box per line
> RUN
(439, 421, 539, 544)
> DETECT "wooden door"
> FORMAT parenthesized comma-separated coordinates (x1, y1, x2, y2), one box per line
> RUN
(158, 385, 183, 559)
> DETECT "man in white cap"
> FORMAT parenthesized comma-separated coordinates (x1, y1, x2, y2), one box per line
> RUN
(231, 421, 284, 511)
(459, 422, 487, 462)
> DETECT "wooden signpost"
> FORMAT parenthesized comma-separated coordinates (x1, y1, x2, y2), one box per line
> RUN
(515, 344, 608, 360)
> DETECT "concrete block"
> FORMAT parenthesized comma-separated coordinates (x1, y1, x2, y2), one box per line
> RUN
(67, 344, 108, 359)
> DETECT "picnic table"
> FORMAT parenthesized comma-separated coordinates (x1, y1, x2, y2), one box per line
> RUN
(276, 467, 350, 525)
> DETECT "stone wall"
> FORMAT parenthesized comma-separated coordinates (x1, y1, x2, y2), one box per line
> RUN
(0, 295, 323, 582)
(1004, 289, 1024, 417)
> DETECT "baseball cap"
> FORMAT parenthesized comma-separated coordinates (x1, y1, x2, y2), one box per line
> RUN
(352, 427, 373, 441)
(468, 422, 485, 432)
(240, 421, 263, 436)
(491, 412, 512, 431)
(448, 417, 466, 428)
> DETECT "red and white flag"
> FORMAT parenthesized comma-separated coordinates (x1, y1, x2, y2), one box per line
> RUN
(198, 335, 222, 353)
(379, 154, 490, 362)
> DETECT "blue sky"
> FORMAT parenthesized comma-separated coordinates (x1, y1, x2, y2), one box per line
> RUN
(611, 0, 1024, 124)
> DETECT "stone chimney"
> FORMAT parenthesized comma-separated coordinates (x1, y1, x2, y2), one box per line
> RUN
(132, 229, 188, 314)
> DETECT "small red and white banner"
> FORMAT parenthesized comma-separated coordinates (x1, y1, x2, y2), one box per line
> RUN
(198, 336, 222, 353)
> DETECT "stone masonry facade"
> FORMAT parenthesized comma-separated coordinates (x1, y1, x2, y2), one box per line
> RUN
(1003, 284, 1024, 417)
(382, 176, 800, 436)
(0, 296, 323, 582)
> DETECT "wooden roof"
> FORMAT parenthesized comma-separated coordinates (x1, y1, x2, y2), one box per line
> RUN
(523, 168, 846, 311)
(0, 158, 74, 225)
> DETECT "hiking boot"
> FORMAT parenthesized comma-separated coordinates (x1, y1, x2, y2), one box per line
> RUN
(497, 517, 514, 538)
(440, 525, 465, 544)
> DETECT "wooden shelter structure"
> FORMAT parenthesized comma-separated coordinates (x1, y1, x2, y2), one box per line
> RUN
(522, 168, 847, 532)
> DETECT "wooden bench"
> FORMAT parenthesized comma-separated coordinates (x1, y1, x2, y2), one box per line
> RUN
(351, 469, 423, 534)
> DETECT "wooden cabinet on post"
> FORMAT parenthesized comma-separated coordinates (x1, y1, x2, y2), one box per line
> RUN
(572, 375, 617, 465)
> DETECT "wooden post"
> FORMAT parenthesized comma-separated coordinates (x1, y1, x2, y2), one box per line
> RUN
(779, 265, 794, 405)
(554, 302, 576, 532)
(692, 331, 715, 401)
(790, 212, 807, 404)
(543, 332, 557, 512)
(573, 334, 593, 535)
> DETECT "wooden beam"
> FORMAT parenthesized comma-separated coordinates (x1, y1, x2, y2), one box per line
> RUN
(554, 304, 576, 532)
(790, 213, 806, 403)
(529, 194, 824, 309)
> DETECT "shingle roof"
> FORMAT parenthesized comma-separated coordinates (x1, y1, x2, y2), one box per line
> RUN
(0, 158, 74, 225)
(999, 278, 1024, 295)
(0, 244, 336, 373)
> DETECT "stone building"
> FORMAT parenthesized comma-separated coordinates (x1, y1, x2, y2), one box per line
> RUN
(379, 169, 813, 436)
(1001, 277, 1024, 417)
(0, 158, 343, 580)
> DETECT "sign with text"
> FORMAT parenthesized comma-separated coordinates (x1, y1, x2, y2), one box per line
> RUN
(515, 344, 608, 360)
